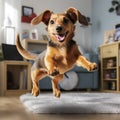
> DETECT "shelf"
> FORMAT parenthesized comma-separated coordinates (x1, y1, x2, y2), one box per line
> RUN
(101, 90, 119, 92)
(22, 39, 47, 53)
(23, 39, 48, 44)
(100, 41, 120, 92)
(103, 80, 117, 91)
(103, 67, 117, 70)
(0, 61, 32, 96)
(103, 79, 117, 81)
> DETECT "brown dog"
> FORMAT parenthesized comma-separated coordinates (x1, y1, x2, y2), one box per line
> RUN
(16, 7, 97, 98)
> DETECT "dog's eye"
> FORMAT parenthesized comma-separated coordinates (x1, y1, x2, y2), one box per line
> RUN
(50, 20, 54, 24)
(63, 18, 69, 24)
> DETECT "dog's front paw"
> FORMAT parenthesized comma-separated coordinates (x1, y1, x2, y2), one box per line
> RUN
(87, 62, 97, 71)
(53, 89, 61, 98)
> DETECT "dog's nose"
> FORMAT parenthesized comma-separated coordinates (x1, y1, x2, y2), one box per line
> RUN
(56, 26, 63, 32)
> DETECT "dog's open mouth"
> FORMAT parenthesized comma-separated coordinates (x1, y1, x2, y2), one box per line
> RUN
(55, 32, 67, 42)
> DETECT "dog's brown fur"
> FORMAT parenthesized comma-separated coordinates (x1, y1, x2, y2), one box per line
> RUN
(16, 7, 97, 98)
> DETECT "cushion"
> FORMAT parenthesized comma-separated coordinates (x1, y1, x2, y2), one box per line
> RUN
(59, 71, 79, 90)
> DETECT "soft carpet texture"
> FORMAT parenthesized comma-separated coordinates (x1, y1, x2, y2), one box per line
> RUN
(20, 92, 120, 114)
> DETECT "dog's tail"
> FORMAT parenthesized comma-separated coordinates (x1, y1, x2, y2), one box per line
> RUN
(16, 34, 37, 60)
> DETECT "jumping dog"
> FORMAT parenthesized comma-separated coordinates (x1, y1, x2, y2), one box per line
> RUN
(16, 7, 97, 98)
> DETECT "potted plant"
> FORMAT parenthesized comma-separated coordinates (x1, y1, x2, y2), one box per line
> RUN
(109, 0, 120, 15)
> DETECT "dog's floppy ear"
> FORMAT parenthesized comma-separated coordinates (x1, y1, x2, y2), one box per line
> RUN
(31, 10, 53, 25)
(66, 7, 88, 26)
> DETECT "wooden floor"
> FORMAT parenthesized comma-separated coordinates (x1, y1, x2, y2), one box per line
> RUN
(1, 96, 120, 120)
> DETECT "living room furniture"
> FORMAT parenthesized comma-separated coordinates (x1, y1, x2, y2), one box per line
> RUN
(100, 29, 120, 92)
(22, 39, 47, 53)
(0, 61, 31, 96)
(72, 53, 99, 90)
(0, 43, 32, 96)
(100, 41, 120, 92)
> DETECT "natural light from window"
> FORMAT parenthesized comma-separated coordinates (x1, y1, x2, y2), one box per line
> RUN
(4, 1, 18, 44)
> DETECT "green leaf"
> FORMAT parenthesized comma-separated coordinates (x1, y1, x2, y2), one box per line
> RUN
(109, 7, 115, 12)
(112, 1, 119, 5)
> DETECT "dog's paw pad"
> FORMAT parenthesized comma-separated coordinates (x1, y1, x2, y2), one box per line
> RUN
(88, 63, 98, 71)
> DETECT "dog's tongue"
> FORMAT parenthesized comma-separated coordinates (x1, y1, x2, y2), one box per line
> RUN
(55, 34, 65, 41)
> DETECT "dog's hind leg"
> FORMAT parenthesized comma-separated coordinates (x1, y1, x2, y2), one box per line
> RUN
(51, 74, 63, 98)
(31, 68, 48, 96)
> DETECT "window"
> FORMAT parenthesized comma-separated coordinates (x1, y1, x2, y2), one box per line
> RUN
(0, 0, 4, 44)
(3, 0, 20, 44)
(4, 1, 15, 44)
(0, 0, 21, 44)
(4, 1, 17, 27)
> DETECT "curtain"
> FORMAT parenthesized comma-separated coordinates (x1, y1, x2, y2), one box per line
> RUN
(0, 0, 21, 44)
(0, 0, 4, 44)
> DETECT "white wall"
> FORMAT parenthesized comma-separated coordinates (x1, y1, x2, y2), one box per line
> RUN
(91, 0, 120, 53)
(21, 0, 92, 52)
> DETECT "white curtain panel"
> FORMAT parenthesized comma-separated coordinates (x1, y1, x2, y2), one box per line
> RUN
(0, 0, 4, 44)
(0, 0, 21, 44)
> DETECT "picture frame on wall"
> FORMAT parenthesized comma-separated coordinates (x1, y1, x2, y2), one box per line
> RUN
(30, 29, 38, 40)
(22, 6, 33, 16)
(21, 29, 30, 40)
